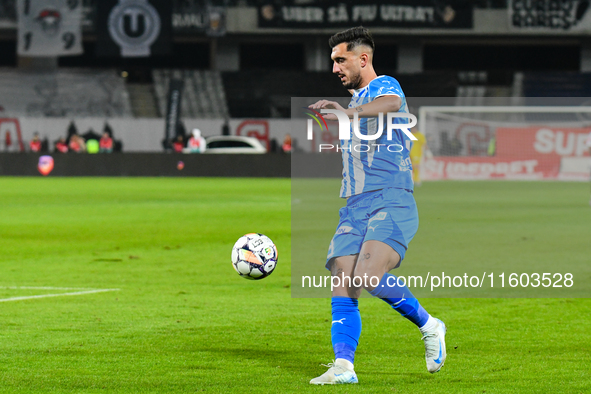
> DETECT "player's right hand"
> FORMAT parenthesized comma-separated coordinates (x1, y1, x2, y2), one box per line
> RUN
(308, 100, 345, 121)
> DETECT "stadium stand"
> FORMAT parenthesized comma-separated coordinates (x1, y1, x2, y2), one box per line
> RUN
(152, 69, 229, 118)
(393, 72, 459, 97)
(0, 66, 458, 120)
(0, 0, 14, 20)
(0, 68, 132, 117)
(456, 71, 514, 106)
(222, 70, 459, 118)
(222, 70, 346, 118)
(127, 83, 160, 118)
(522, 72, 591, 97)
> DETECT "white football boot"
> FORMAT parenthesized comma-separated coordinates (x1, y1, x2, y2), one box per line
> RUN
(309, 358, 358, 385)
(420, 318, 447, 373)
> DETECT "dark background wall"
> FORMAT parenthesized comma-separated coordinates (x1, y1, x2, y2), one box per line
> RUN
(0, 153, 290, 177)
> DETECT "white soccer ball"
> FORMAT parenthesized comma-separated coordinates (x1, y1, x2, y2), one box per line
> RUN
(231, 233, 278, 280)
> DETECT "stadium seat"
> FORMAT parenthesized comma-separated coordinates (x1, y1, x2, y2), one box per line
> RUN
(0, 68, 132, 118)
(151, 69, 230, 118)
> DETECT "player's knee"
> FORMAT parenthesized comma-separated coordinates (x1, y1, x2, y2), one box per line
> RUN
(330, 258, 351, 277)
(329, 256, 358, 292)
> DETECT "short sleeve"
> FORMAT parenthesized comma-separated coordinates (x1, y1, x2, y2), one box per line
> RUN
(368, 76, 404, 98)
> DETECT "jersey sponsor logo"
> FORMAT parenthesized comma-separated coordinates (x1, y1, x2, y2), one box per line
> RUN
(336, 225, 353, 235)
(368, 212, 387, 231)
(400, 156, 412, 172)
(369, 212, 387, 222)
(376, 85, 399, 97)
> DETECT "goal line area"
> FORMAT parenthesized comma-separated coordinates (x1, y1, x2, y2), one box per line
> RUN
(418, 106, 591, 181)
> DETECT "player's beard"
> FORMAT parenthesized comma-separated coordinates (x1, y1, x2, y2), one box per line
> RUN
(342, 72, 362, 90)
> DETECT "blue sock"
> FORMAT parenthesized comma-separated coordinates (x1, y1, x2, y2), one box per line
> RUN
(368, 273, 430, 328)
(331, 297, 361, 364)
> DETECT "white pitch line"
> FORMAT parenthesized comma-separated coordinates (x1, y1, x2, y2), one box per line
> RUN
(0, 286, 94, 291)
(0, 288, 120, 303)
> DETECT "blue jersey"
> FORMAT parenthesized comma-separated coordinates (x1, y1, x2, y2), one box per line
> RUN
(340, 75, 414, 198)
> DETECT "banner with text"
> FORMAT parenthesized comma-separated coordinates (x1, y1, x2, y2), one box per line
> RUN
(259, 0, 473, 29)
(496, 126, 591, 158)
(173, 4, 226, 36)
(510, 0, 591, 31)
(422, 156, 561, 180)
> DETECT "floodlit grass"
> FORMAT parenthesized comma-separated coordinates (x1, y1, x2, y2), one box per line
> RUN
(0, 177, 589, 393)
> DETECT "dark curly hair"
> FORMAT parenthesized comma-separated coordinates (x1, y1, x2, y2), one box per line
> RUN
(328, 26, 375, 53)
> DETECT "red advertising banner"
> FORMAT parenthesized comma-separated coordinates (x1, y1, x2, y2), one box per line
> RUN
(496, 127, 591, 158)
(0, 118, 25, 152)
(422, 156, 561, 180)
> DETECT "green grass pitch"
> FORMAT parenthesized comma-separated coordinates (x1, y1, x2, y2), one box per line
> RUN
(0, 177, 589, 393)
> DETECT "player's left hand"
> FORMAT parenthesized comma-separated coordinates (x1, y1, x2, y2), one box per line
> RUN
(308, 100, 346, 121)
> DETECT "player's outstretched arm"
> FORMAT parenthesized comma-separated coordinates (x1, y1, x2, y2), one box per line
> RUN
(309, 96, 401, 120)
(345, 96, 401, 118)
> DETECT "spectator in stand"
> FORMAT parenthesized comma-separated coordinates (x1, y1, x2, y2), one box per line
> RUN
(69, 134, 86, 153)
(221, 119, 230, 136)
(55, 137, 68, 153)
(282, 134, 292, 153)
(172, 135, 185, 153)
(176, 121, 187, 139)
(104, 122, 114, 138)
(66, 121, 78, 141)
(29, 132, 42, 152)
(187, 129, 206, 153)
(99, 132, 114, 153)
(40, 136, 49, 153)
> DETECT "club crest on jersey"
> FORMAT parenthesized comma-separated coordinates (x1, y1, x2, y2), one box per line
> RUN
(36, 9, 62, 36)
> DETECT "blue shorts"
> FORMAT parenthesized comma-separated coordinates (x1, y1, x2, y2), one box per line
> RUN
(326, 187, 419, 269)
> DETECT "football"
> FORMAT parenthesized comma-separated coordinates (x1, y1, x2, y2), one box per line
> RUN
(231, 233, 278, 280)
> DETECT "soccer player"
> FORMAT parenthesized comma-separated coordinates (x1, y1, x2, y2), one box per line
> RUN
(308, 26, 446, 385)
